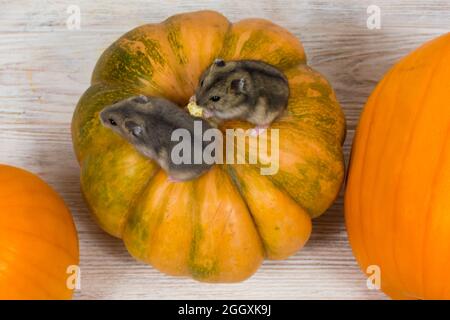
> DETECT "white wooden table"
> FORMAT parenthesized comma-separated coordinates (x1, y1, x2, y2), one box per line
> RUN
(1, 0, 449, 300)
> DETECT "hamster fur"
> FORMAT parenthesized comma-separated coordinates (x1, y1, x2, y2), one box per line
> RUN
(100, 95, 215, 181)
(192, 59, 289, 131)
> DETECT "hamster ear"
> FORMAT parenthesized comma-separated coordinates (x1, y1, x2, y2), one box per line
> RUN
(133, 95, 149, 104)
(125, 120, 144, 137)
(230, 78, 246, 94)
(214, 58, 225, 67)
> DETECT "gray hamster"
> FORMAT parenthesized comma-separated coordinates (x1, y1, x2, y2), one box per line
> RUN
(192, 59, 289, 131)
(100, 95, 216, 182)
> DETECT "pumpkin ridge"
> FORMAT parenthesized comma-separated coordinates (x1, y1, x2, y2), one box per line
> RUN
(420, 125, 450, 298)
(266, 126, 343, 217)
(118, 167, 161, 239)
(362, 42, 440, 296)
(0, 226, 78, 261)
(80, 145, 158, 237)
(346, 33, 450, 299)
(0, 247, 55, 298)
(187, 178, 216, 279)
(414, 40, 450, 298)
(354, 47, 413, 293)
(143, 183, 180, 263)
(219, 18, 306, 73)
(351, 63, 395, 280)
(0, 241, 70, 285)
(0, 240, 72, 298)
(365, 65, 404, 295)
(226, 164, 311, 259)
(285, 64, 346, 144)
(123, 172, 190, 267)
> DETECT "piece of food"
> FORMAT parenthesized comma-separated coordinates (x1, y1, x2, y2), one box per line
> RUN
(187, 101, 203, 117)
(345, 33, 450, 299)
(72, 10, 346, 282)
(0, 165, 79, 299)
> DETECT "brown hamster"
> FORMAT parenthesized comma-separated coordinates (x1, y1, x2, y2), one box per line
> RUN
(192, 59, 289, 131)
(100, 95, 216, 182)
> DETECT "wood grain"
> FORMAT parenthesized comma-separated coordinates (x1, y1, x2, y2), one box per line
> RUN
(1, 0, 449, 300)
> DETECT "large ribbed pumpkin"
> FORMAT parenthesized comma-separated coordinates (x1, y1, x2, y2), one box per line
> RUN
(345, 33, 450, 299)
(72, 10, 346, 282)
(0, 165, 79, 299)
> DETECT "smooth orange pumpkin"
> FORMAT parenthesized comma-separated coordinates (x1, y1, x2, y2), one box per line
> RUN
(345, 33, 450, 299)
(0, 165, 79, 299)
(72, 10, 346, 282)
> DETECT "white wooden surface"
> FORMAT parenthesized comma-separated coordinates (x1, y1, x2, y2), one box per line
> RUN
(1, 0, 449, 300)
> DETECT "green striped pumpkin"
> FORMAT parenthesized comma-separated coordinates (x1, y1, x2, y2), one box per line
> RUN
(72, 10, 345, 282)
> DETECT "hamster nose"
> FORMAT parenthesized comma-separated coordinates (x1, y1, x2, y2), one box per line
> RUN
(189, 95, 196, 103)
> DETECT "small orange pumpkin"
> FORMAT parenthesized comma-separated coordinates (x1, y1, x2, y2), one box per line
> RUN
(72, 10, 346, 282)
(0, 165, 79, 299)
(345, 33, 450, 299)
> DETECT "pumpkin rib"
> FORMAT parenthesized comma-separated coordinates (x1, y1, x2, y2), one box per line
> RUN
(118, 167, 162, 238)
(124, 171, 196, 277)
(362, 58, 409, 297)
(414, 40, 450, 298)
(187, 166, 264, 282)
(348, 63, 393, 279)
(262, 122, 343, 217)
(0, 261, 53, 299)
(284, 64, 346, 145)
(0, 226, 78, 261)
(73, 10, 345, 282)
(161, 10, 231, 101)
(224, 165, 267, 255)
(90, 24, 170, 90)
(0, 232, 70, 299)
(0, 241, 69, 288)
(219, 18, 306, 71)
(363, 75, 413, 297)
(421, 125, 450, 298)
(80, 145, 159, 237)
(350, 54, 413, 298)
(226, 164, 311, 259)
(224, 165, 268, 255)
(0, 202, 74, 227)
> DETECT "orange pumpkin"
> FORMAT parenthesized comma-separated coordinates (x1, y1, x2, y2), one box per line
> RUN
(0, 165, 79, 299)
(345, 33, 450, 299)
(72, 10, 346, 282)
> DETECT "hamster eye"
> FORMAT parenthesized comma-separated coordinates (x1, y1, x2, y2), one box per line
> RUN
(200, 80, 204, 87)
(109, 118, 117, 126)
(210, 96, 221, 102)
